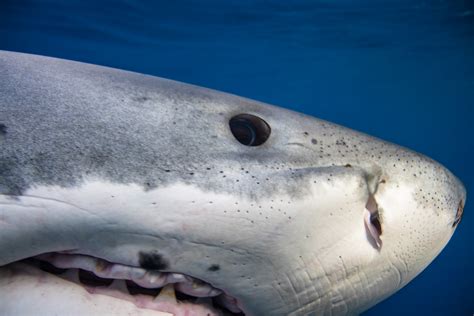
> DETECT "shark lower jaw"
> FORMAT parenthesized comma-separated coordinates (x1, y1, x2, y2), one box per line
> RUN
(0, 253, 243, 316)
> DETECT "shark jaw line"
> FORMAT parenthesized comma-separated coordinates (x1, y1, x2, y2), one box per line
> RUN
(7, 252, 243, 316)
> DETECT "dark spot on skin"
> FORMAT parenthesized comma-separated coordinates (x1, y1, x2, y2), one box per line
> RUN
(311, 138, 317, 144)
(0, 124, 7, 135)
(208, 264, 220, 272)
(380, 179, 386, 184)
(303, 131, 309, 136)
(139, 251, 169, 270)
(144, 182, 158, 191)
(344, 164, 352, 168)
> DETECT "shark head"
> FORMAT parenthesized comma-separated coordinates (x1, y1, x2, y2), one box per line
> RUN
(0, 50, 466, 315)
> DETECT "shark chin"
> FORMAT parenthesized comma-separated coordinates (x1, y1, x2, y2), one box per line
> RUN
(0, 50, 466, 315)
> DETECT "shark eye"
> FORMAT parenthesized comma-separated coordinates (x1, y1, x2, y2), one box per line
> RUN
(364, 194, 382, 249)
(229, 114, 271, 146)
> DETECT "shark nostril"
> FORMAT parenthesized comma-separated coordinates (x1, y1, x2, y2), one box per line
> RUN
(370, 212, 382, 236)
(452, 199, 464, 228)
(364, 194, 383, 249)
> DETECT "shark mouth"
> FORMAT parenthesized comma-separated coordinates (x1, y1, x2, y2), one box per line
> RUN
(3, 252, 243, 316)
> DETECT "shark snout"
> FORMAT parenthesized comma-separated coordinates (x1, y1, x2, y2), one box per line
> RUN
(387, 153, 466, 229)
(433, 161, 466, 229)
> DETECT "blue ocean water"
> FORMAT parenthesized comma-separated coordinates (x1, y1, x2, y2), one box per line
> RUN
(0, 0, 472, 314)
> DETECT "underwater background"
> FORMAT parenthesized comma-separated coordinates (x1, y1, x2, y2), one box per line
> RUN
(0, 0, 472, 315)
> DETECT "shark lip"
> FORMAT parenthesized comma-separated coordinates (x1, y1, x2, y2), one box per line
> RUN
(5, 252, 243, 316)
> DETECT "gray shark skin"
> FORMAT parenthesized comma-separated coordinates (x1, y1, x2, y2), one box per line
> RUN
(0, 50, 466, 315)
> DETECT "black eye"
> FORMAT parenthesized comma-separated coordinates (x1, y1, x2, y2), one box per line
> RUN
(229, 114, 271, 146)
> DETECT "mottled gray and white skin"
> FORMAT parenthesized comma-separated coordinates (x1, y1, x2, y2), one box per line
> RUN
(0, 51, 466, 315)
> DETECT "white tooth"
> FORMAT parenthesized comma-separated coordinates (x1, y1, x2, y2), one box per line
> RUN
(130, 267, 147, 280)
(94, 259, 109, 273)
(134, 271, 167, 288)
(205, 287, 222, 297)
(153, 284, 177, 303)
(148, 273, 160, 284)
(167, 273, 186, 283)
(108, 264, 132, 280)
(175, 281, 222, 297)
(61, 269, 80, 283)
(108, 279, 129, 293)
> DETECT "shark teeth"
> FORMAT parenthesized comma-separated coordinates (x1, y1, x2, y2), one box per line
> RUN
(32, 252, 242, 315)
(35, 252, 222, 294)
(108, 279, 129, 293)
(153, 284, 177, 303)
(175, 278, 222, 297)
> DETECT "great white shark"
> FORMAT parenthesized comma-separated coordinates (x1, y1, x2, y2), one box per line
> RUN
(0, 50, 466, 315)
